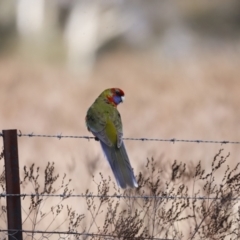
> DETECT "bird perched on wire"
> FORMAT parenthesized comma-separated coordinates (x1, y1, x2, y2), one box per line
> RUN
(85, 88, 138, 189)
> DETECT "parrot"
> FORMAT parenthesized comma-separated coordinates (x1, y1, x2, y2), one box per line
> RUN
(85, 88, 138, 189)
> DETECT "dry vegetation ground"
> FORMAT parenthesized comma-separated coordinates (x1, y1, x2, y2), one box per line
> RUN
(0, 47, 240, 239)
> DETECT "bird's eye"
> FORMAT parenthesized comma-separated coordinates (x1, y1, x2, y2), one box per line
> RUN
(112, 88, 124, 97)
(115, 89, 123, 97)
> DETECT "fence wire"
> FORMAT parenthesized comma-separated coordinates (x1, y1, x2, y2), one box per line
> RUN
(0, 131, 240, 145)
(0, 193, 239, 201)
(0, 229, 171, 240)
(0, 131, 239, 240)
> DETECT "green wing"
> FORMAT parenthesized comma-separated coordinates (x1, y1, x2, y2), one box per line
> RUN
(86, 99, 123, 147)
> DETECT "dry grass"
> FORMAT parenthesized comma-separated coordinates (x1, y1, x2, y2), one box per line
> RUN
(1, 148, 240, 239)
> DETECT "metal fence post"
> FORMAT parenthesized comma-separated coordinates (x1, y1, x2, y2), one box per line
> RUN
(3, 129, 23, 240)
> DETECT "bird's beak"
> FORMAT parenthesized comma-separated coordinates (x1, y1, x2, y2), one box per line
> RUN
(121, 96, 125, 103)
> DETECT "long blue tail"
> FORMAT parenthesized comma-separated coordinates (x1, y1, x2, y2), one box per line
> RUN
(100, 141, 138, 188)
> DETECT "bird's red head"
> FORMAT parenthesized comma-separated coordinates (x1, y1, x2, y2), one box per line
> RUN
(103, 88, 125, 107)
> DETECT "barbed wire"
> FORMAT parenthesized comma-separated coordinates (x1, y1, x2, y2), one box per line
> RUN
(0, 131, 238, 240)
(0, 193, 239, 201)
(0, 229, 172, 240)
(0, 131, 239, 145)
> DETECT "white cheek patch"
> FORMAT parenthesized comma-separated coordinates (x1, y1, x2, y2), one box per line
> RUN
(121, 96, 125, 102)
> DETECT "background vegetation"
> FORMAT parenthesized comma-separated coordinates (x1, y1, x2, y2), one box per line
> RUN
(0, 1, 240, 239)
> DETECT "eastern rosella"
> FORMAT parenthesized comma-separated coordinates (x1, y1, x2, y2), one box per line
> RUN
(86, 88, 138, 188)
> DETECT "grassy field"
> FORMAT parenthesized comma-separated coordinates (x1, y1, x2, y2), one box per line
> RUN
(0, 46, 240, 238)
